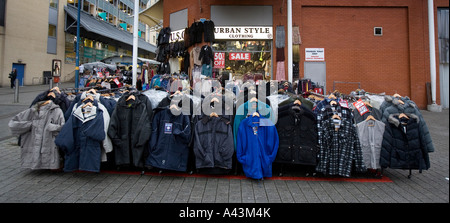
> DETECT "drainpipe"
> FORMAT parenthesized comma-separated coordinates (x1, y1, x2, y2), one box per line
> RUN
(427, 0, 442, 112)
(132, 0, 139, 88)
(287, 0, 293, 83)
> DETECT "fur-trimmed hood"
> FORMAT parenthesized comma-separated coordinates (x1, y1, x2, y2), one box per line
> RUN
(388, 113, 420, 127)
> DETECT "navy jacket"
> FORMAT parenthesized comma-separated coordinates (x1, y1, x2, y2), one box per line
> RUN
(146, 108, 191, 172)
(236, 115, 279, 179)
(55, 101, 105, 172)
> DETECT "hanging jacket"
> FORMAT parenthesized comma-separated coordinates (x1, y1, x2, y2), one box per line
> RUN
(203, 20, 215, 42)
(30, 90, 70, 114)
(380, 113, 430, 171)
(275, 103, 318, 166)
(380, 95, 434, 153)
(9, 101, 65, 170)
(236, 115, 279, 179)
(353, 105, 382, 124)
(316, 104, 366, 177)
(55, 101, 105, 172)
(233, 100, 275, 150)
(356, 119, 385, 169)
(199, 45, 213, 65)
(146, 107, 191, 172)
(107, 93, 152, 168)
(193, 115, 234, 170)
(157, 27, 171, 46)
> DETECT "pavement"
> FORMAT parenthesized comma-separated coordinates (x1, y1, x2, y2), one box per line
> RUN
(0, 82, 448, 206)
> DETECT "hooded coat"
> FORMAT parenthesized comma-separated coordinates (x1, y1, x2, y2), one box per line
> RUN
(380, 113, 430, 171)
(108, 93, 152, 168)
(275, 103, 318, 166)
(55, 101, 105, 172)
(9, 101, 65, 170)
(146, 107, 191, 172)
(236, 116, 279, 179)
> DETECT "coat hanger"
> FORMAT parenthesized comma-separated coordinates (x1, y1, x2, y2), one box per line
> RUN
(50, 87, 61, 94)
(252, 112, 260, 117)
(210, 112, 218, 118)
(41, 100, 51, 106)
(393, 93, 401, 98)
(211, 97, 220, 103)
(364, 101, 372, 107)
(399, 113, 409, 119)
(87, 88, 97, 95)
(330, 100, 338, 106)
(294, 99, 301, 106)
(366, 115, 376, 121)
(126, 94, 136, 101)
(170, 104, 180, 111)
(328, 93, 337, 100)
(47, 91, 56, 98)
(82, 102, 93, 109)
(82, 95, 94, 102)
(332, 114, 341, 120)
(250, 97, 258, 103)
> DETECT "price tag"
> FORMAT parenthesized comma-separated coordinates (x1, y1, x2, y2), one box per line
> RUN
(353, 99, 369, 116)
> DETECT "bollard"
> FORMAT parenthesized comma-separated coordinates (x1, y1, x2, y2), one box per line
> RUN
(49, 78, 53, 90)
(14, 79, 19, 103)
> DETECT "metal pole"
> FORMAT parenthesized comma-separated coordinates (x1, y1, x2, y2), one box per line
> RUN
(428, 0, 437, 105)
(75, 0, 81, 92)
(14, 79, 19, 103)
(287, 0, 293, 83)
(132, 0, 139, 88)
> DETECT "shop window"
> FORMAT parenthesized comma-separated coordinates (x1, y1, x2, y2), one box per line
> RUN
(48, 24, 57, 37)
(212, 40, 272, 80)
(49, 0, 58, 9)
(374, 27, 383, 36)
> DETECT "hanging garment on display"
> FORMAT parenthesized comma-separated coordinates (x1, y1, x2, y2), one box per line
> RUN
(276, 61, 285, 81)
(315, 103, 366, 177)
(293, 45, 300, 62)
(236, 114, 279, 179)
(380, 95, 434, 153)
(203, 20, 215, 43)
(191, 46, 202, 67)
(276, 47, 285, 62)
(293, 62, 299, 79)
(30, 88, 71, 114)
(146, 107, 191, 172)
(380, 113, 430, 171)
(356, 118, 385, 170)
(107, 92, 153, 168)
(189, 21, 204, 45)
(276, 25, 285, 48)
(292, 25, 302, 45)
(55, 100, 105, 172)
(275, 103, 318, 166)
(169, 57, 180, 74)
(9, 100, 65, 170)
(193, 114, 234, 172)
(352, 102, 382, 124)
(199, 45, 214, 65)
(157, 27, 171, 46)
(201, 64, 213, 77)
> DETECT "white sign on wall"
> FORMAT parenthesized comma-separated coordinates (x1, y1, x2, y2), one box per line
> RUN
(305, 48, 325, 61)
(170, 29, 185, 43)
(214, 26, 273, 40)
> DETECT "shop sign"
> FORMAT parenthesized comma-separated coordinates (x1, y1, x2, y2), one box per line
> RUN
(214, 52, 225, 68)
(305, 48, 325, 61)
(229, 52, 251, 60)
(170, 29, 185, 43)
(215, 26, 273, 40)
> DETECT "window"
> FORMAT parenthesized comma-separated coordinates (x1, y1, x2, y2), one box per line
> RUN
(0, 0, 6, 26)
(49, 0, 58, 8)
(374, 27, 383, 36)
(48, 24, 57, 37)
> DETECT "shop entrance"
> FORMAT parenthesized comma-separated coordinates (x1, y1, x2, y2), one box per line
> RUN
(304, 62, 326, 93)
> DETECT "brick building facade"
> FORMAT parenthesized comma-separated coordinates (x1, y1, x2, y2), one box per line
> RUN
(163, 0, 449, 109)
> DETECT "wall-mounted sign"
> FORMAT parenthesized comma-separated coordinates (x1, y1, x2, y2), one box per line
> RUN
(170, 29, 185, 43)
(305, 48, 325, 61)
(214, 52, 225, 68)
(214, 26, 273, 40)
(229, 52, 251, 60)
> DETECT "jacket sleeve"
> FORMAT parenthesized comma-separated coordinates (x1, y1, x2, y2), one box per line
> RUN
(266, 124, 279, 164)
(149, 110, 161, 151)
(193, 122, 207, 159)
(380, 123, 393, 169)
(236, 120, 247, 164)
(135, 109, 151, 147)
(8, 108, 33, 136)
(173, 115, 191, 144)
(55, 115, 74, 155)
(107, 106, 122, 148)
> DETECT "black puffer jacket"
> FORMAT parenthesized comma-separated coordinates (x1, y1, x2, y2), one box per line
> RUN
(107, 92, 152, 168)
(380, 113, 430, 171)
(275, 103, 318, 166)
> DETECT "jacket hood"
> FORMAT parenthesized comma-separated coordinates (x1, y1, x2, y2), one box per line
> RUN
(388, 113, 420, 127)
(33, 100, 60, 112)
(384, 95, 416, 108)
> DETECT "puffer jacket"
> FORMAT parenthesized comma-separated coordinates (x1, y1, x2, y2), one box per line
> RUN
(55, 100, 105, 172)
(380, 95, 434, 153)
(9, 101, 65, 170)
(275, 103, 318, 166)
(108, 93, 152, 168)
(193, 115, 234, 170)
(146, 107, 191, 172)
(380, 113, 430, 171)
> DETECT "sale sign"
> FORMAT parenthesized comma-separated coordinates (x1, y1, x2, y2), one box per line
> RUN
(214, 52, 225, 68)
(229, 52, 251, 60)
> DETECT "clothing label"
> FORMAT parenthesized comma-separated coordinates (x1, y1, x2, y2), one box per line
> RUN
(164, 123, 173, 134)
(339, 99, 349, 109)
(353, 99, 369, 116)
(252, 126, 258, 135)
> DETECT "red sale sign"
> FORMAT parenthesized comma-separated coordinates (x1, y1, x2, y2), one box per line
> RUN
(214, 52, 225, 68)
(229, 52, 251, 60)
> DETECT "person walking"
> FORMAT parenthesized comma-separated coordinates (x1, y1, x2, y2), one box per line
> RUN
(9, 68, 17, 89)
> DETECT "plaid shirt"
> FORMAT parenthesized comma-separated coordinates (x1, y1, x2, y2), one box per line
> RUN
(316, 104, 366, 177)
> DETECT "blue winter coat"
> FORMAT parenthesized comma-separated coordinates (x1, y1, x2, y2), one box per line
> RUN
(146, 108, 191, 172)
(55, 101, 105, 172)
(236, 115, 279, 179)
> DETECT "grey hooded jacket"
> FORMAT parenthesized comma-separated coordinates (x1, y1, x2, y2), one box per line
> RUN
(9, 101, 65, 170)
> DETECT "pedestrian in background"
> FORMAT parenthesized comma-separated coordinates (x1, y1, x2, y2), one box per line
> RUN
(9, 68, 17, 89)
